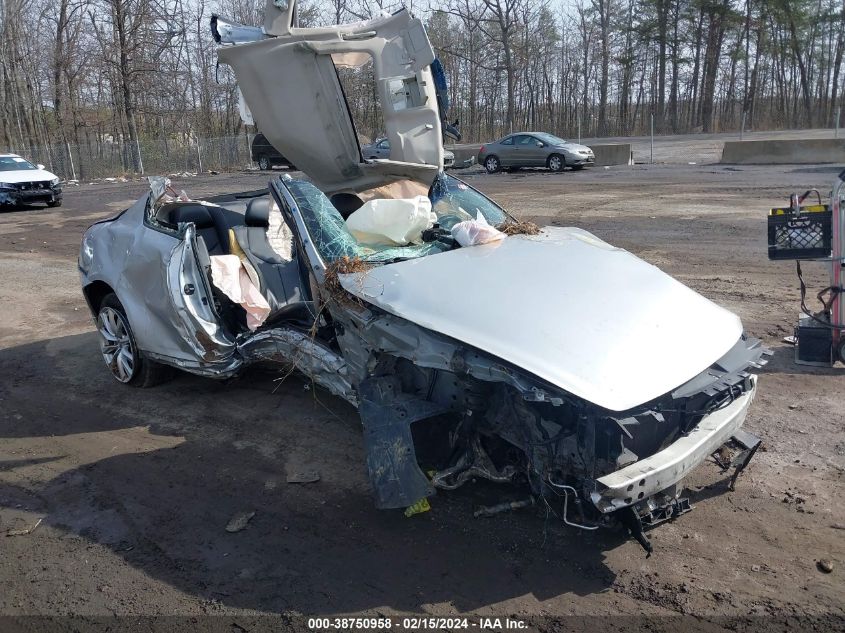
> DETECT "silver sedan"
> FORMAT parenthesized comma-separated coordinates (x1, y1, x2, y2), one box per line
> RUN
(363, 138, 456, 168)
(477, 132, 595, 173)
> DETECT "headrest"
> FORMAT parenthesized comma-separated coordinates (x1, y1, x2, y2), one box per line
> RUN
(246, 197, 271, 227)
(170, 204, 214, 229)
(330, 192, 364, 218)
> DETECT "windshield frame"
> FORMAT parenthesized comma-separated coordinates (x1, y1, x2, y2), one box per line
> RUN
(275, 173, 517, 272)
(428, 172, 515, 228)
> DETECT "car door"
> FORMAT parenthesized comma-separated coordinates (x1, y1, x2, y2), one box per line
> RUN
(517, 135, 548, 166)
(121, 201, 237, 366)
(508, 135, 534, 166)
(495, 136, 516, 166)
(166, 223, 238, 363)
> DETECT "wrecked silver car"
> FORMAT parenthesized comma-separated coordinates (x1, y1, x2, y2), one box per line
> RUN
(79, 1, 765, 552)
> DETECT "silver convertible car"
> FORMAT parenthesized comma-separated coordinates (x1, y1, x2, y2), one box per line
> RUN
(80, 0, 765, 552)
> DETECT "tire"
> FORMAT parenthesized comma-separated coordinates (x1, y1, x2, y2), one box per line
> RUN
(484, 155, 501, 174)
(257, 155, 271, 171)
(96, 294, 171, 387)
(47, 199, 62, 208)
(547, 154, 565, 172)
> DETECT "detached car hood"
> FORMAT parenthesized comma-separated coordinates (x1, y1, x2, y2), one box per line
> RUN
(215, 6, 443, 194)
(341, 227, 742, 412)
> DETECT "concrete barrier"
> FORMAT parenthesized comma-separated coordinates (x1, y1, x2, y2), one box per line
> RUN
(721, 139, 845, 164)
(589, 143, 633, 166)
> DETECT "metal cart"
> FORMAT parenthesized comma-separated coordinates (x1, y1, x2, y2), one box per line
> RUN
(768, 169, 845, 366)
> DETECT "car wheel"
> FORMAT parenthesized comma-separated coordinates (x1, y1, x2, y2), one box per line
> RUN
(484, 155, 501, 174)
(97, 294, 171, 387)
(47, 199, 62, 208)
(258, 155, 271, 171)
(547, 154, 565, 172)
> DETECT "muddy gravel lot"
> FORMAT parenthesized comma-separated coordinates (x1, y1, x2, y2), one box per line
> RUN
(0, 142, 843, 631)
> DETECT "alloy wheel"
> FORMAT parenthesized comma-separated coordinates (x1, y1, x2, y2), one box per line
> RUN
(97, 307, 137, 383)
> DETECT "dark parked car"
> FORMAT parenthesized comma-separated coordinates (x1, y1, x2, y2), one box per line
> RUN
(251, 133, 295, 170)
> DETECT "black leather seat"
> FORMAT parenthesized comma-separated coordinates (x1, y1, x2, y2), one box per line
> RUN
(168, 203, 230, 255)
(233, 198, 306, 320)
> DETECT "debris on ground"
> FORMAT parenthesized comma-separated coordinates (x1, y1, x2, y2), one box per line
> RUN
(6, 517, 42, 536)
(286, 470, 320, 484)
(498, 219, 540, 236)
(225, 511, 256, 533)
(817, 559, 834, 573)
(404, 498, 431, 517)
(474, 498, 534, 518)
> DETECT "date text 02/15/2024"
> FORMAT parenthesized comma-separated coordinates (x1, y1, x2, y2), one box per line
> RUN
(306, 617, 528, 630)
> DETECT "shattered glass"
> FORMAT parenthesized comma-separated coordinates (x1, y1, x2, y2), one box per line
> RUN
(429, 173, 511, 229)
(284, 179, 447, 263)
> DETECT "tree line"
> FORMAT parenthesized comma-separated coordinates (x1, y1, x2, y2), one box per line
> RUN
(1, 0, 842, 172)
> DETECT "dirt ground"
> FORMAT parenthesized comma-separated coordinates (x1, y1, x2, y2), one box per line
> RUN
(0, 136, 843, 631)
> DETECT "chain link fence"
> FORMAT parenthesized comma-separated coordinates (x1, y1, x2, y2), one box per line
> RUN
(3, 111, 842, 181)
(2, 135, 257, 181)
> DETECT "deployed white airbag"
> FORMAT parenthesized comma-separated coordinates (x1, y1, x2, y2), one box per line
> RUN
(345, 196, 435, 246)
(210, 255, 271, 331)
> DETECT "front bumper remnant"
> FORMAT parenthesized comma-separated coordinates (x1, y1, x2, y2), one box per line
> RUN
(591, 376, 757, 514)
(0, 185, 62, 206)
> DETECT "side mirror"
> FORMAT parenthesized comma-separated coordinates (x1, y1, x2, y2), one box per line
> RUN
(536, 141, 544, 147)
(37, 164, 45, 170)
